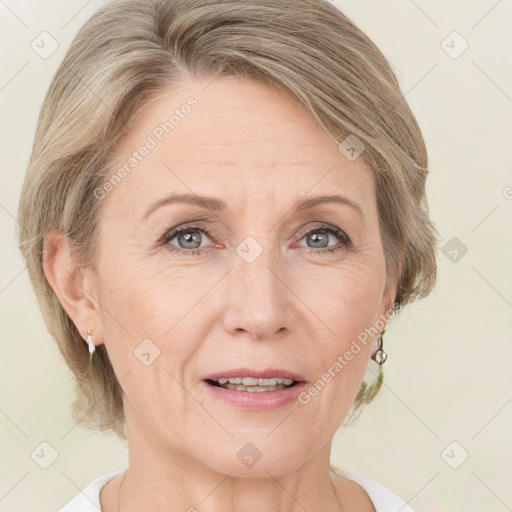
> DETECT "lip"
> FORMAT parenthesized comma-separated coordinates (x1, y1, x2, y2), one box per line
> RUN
(202, 368, 306, 382)
(202, 380, 309, 410)
(201, 367, 308, 411)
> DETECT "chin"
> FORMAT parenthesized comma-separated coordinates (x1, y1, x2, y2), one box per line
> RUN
(198, 440, 310, 478)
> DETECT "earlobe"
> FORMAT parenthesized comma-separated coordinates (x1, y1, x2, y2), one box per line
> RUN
(384, 257, 402, 315)
(42, 229, 102, 346)
(381, 273, 398, 321)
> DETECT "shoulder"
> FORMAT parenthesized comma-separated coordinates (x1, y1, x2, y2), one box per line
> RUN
(331, 465, 416, 512)
(57, 469, 124, 512)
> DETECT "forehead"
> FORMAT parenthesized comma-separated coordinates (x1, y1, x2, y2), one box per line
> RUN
(104, 75, 375, 218)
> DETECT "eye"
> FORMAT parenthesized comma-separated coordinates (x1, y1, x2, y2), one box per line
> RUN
(162, 225, 214, 255)
(160, 222, 352, 255)
(295, 224, 352, 254)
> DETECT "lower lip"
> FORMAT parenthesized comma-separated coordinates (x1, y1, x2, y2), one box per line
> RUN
(202, 381, 308, 410)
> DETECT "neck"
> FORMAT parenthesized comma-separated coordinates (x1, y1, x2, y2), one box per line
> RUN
(116, 457, 344, 512)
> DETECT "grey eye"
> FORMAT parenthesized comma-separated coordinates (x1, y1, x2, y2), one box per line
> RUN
(165, 227, 211, 250)
(305, 230, 331, 249)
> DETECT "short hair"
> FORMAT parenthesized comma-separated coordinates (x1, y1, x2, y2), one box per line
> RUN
(17, 0, 439, 439)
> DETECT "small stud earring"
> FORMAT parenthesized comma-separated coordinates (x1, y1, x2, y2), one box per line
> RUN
(86, 330, 96, 354)
(371, 329, 388, 365)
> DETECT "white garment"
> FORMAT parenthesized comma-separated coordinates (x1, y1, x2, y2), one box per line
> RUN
(57, 466, 414, 511)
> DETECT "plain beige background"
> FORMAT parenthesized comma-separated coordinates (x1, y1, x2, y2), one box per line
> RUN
(1, 1, 511, 511)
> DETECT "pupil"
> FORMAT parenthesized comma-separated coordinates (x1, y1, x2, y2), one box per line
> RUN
(309, 231, 327, 248)
(180, 229, 201, 249)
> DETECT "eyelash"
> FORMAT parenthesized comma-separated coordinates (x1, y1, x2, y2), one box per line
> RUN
(160, 222, 352, 256)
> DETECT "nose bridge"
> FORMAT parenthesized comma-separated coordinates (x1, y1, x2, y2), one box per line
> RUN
(237, 233, 279, 292)
(222, 230, 291, 339)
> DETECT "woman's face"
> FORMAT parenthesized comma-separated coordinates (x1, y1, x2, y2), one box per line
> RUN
(89, 75, 395, 476)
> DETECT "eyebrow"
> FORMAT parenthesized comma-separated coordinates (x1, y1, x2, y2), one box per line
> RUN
(142, 193, 364, 219)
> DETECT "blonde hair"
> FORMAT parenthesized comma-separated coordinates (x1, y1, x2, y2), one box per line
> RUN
(17, 0, 439, 439)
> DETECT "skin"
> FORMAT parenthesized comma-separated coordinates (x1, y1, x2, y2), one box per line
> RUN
(44, 75, 397, 511)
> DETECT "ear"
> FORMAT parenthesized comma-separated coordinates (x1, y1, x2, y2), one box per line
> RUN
(381, 257, 402, 320)
(42, 228, 103, 347)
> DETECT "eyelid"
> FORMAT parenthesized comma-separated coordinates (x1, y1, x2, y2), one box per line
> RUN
(162, 223, 217, 245)
(293, 223, 352, 248)
(160, 221, 352, 253)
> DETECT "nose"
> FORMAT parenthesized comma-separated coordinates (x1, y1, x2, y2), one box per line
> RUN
(221, 243, 295, 341)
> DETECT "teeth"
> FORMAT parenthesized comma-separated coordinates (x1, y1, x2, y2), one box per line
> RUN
(215, 377, 295, 386)
(223, 383, 288, 392)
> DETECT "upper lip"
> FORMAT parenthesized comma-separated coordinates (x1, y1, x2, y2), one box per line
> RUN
(203, 368, 306, 382)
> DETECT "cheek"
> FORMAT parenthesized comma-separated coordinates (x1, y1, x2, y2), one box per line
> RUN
(95, 249, 210, 383)
(97, 245, 179, 328)
(299, 256, 385, 398)
(305, 252, 386, 330)
(95, 257, 194, 421)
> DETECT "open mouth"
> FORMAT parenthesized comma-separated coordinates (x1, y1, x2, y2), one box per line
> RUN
(205, 377, 299, 392)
